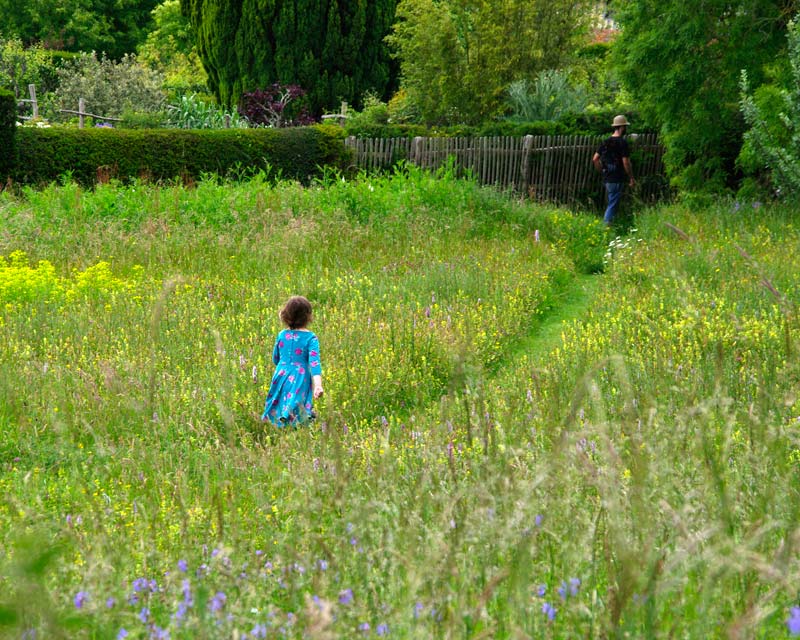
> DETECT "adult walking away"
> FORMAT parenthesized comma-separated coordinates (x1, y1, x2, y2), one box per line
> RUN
(593, 115, 635, 225)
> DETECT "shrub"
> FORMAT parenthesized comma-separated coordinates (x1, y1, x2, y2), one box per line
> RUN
(344, 93, 391, 130)
(165, 94, 247, 129)
(0, 38, 58, 98)
(12, 124, 347, 185)
(0, 88, 15, 178)
(739, 19, 800, 200)
(51, 52, 166, 122)
(119, 110, 168, 129)
(343, 113, 653, 139)
(238, 84, 315, 128)
(505, 70, 588, 122)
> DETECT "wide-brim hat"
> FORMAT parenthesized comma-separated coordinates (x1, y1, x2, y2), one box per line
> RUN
(612, 115, 631, 127)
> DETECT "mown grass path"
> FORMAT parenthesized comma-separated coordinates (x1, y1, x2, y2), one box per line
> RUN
(510, 272, 603, 365)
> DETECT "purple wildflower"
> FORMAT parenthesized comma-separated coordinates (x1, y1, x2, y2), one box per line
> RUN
(537, 584, 546, 597)
(173, 602, 189, 622)
(209, 591, 227, 613)
(359, 622, 371, 633)
(116, 630, 128, 640)
(106, 597, 116, 609)
(414, 602, 423, 619)
(376, 623, 389, 636)
(177, 559, 188, 572)
(150, 626, 169, 639)
(542, 602, 556, 621)
(317, 559, 328, 571)
(788, 606, 800, 636)
(74, 591, 88, 609)
(339, 588, 354, 605)
(569, 577, 581, 596)
(182, 579, 193, 605)
(557, 581, 567, 600)
(251, 624, 268, 639)
(534, 514, 543, 527)
(138, 607, 150, 623)
(132, 578, 148, 592)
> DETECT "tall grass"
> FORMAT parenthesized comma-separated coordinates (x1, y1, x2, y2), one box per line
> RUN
(0, 175, 797, 638)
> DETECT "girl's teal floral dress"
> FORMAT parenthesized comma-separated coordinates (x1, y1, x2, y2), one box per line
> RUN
(262, 329, 322, 426)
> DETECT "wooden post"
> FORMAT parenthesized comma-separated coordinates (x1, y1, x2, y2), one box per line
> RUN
(412, 136, 423, 164)
(541, 136, 550, 200)
(28, 84, 38, 118)
(224, 114, 231, 128)
(78, 97, 85, 129)
(519, 134, 533, 195)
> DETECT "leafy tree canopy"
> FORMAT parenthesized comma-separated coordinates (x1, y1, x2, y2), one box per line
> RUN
(0, 0, 160, 59)
(386, 0, 593, 125)
(181, 0, 399, 115)
(739, 17, 800, 199)
(137, 0, 207, 95)
(613, 0, 798, 192)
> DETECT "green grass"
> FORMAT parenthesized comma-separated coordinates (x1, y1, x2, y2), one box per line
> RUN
(0, 175, 798, 639)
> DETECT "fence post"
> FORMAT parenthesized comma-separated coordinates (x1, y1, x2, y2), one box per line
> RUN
(78, 97, 85, 129)
(28, 84, 38, 118)
(520, 134, 534, 194)
(411, 136, 423, 164)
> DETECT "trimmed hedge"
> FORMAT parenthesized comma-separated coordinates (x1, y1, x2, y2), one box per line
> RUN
(345, 110, 657, 139)
(12, 124, 348, 186)
(0, 90, 16, 180)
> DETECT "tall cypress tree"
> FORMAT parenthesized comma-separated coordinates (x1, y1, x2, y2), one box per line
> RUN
(181, 0, 399, 114)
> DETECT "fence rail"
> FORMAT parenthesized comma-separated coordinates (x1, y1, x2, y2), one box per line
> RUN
(345, 133, 668, 205)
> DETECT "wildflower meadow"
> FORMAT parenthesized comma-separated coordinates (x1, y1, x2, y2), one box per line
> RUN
(0, 168, 798, 638)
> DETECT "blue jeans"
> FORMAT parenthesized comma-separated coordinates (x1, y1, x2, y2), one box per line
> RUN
(604, 181, 624, 225)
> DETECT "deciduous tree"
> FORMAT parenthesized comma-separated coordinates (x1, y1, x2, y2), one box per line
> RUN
(137, 0, 207, 95)
(0, 0, 160, 59)
(613, 0, 798, 191)
(386, 0, 592, 124)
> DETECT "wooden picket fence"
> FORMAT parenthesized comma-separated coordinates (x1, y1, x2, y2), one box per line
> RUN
(345, 133, 668, 205)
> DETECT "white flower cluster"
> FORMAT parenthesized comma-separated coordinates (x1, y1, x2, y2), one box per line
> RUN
(603, 229, 644, 266)
(16, 119, 51, 128)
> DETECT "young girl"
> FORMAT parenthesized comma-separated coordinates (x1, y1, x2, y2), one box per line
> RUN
(261, 295, 324, 427)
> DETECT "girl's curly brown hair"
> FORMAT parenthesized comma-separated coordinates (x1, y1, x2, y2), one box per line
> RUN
(280, 295, 313, 329)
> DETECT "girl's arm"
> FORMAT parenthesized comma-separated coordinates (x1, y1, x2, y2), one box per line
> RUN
(312, 374, 324, 399)
(309, 335, 323, 398)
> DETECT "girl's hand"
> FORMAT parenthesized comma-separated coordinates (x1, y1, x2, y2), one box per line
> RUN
(312, 374, 323, 399)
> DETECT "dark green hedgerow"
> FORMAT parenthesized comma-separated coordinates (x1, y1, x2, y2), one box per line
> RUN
(0, 90, 16, 180)
(12, 124, 348, 185)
